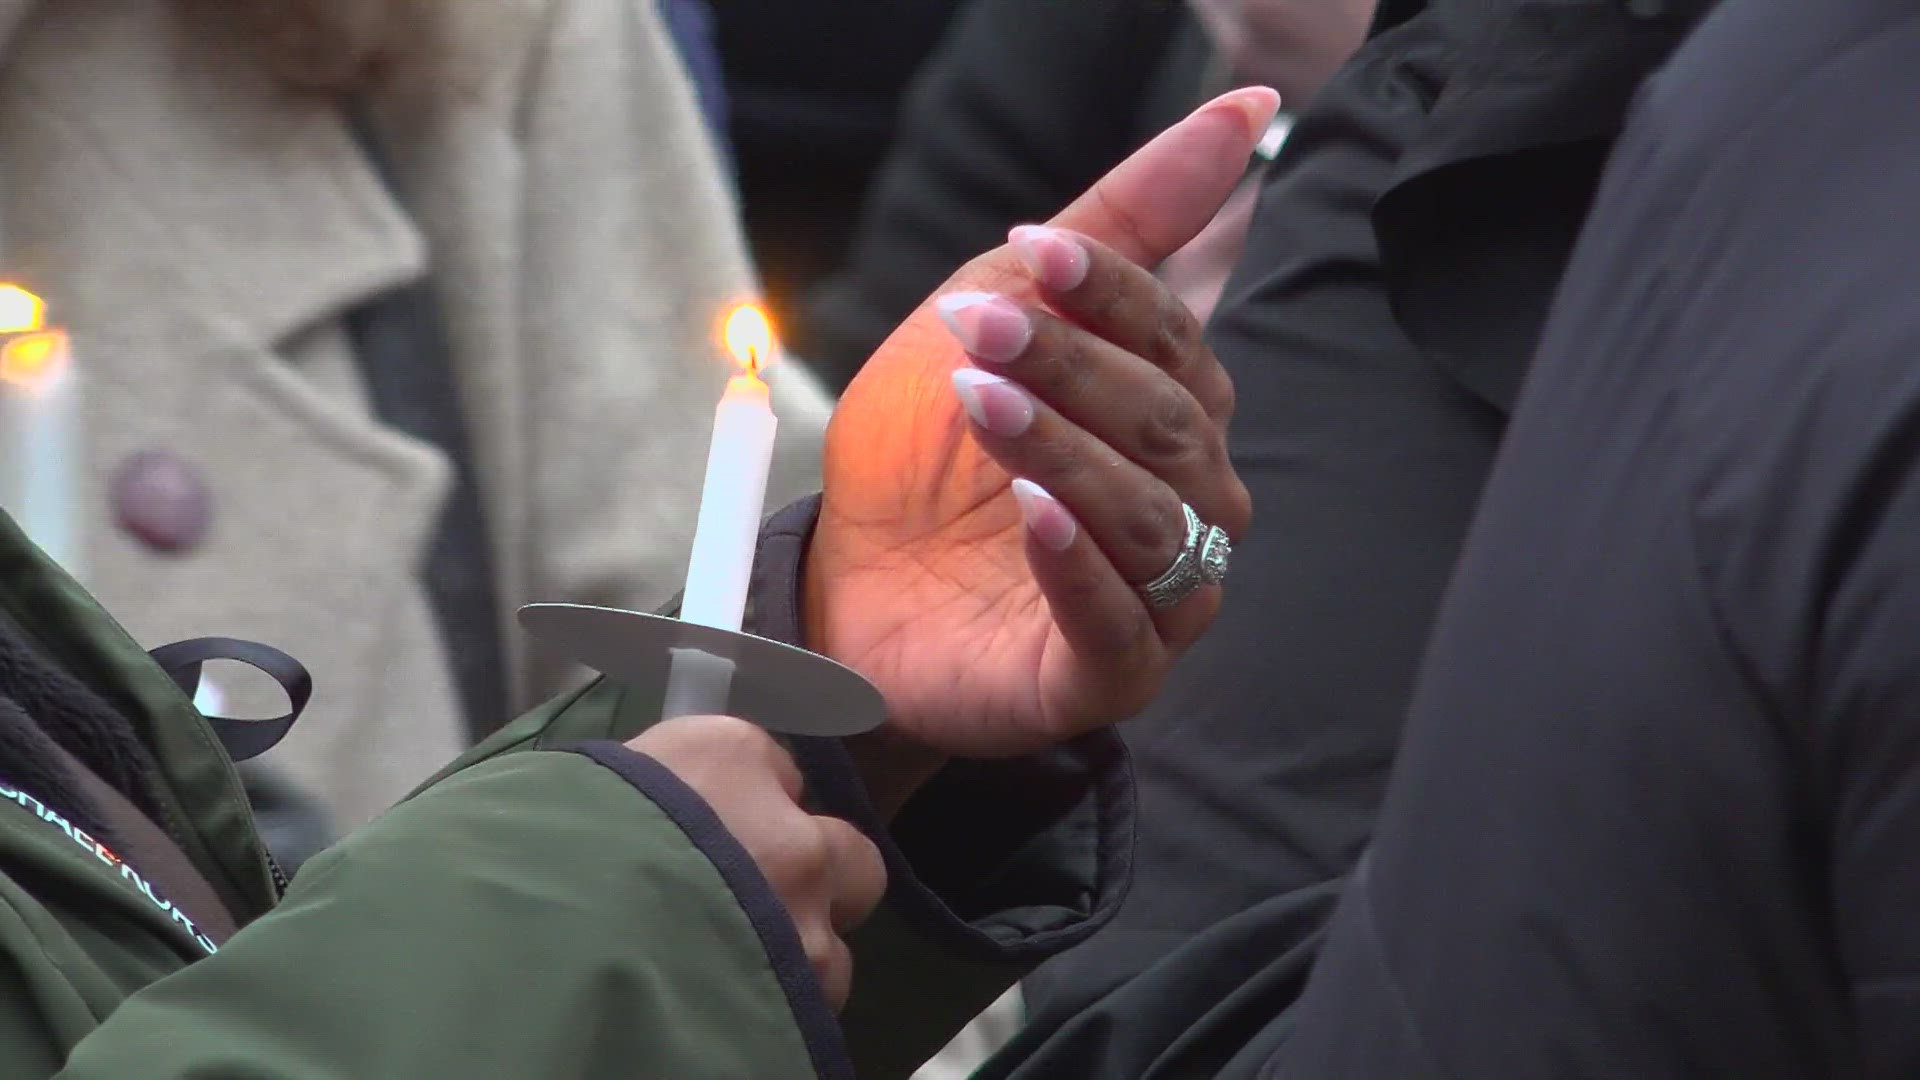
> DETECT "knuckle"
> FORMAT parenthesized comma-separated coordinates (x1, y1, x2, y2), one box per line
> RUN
(771, 842, 832, 903)
(680, 713, 773, 750)
(802, 924, 842, 977)
(1136, 385, 1206, 466)
(816, 933, 855, 1009)
(851, 834, 886, 891)
(1086, 257, 1129, 315)
(703, 719, 801, 794)
(1211, 368, 1238, 420)
(830, 826, 888, 922)
(1124, 492, 1186, 562)
(1150, 297, 1202, 372)
(634, 714, 782, 773)
(798, 817, 841, 876)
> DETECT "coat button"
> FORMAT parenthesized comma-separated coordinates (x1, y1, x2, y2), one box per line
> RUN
(111, 451, 213, 554)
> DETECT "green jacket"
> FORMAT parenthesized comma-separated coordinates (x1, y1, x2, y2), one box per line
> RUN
(0, 500, 1132, 1078)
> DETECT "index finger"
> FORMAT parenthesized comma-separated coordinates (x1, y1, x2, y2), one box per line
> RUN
(1047, 86, 1280, 267)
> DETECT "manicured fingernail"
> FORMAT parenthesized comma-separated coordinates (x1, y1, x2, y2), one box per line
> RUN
(1009, 225, 1090, 292)
(1011, 479, 1078, 552)
(1195, 86, 1283, 143)
(936, 292, 1033, 363)
(952, 367, 1035, 437)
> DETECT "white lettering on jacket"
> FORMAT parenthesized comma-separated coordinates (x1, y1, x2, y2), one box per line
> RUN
(0, 782, 219, 955)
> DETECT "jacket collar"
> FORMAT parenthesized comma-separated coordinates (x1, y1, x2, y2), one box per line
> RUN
(6, 0, 426, 358)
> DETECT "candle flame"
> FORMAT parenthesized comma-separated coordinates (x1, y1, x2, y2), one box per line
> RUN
(723, 303, 775, 377)
(0, 329, 68, 391)
(0, 284, 46, 335)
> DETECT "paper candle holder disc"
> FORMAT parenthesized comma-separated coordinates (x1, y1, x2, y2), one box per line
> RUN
(517, 604, 886, 738)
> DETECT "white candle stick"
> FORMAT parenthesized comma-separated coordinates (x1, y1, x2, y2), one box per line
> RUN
(0, 322, 82, 579)
(662, 305, 779, 719)
(680, 366, 777, 631)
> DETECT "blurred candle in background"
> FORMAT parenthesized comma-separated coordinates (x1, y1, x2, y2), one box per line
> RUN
(0, 283, 83, 578)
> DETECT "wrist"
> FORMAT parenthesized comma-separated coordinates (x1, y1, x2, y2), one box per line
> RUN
(843, 727, 949, 822)
(801, 515, 948, 817)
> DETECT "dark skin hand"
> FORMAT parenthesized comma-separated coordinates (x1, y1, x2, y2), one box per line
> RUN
(805, 88, 1279, 817)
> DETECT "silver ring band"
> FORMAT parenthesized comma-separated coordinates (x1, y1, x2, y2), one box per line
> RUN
(1140, 504, 1232, 609)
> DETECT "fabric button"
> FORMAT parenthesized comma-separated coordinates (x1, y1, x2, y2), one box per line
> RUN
(111, 450, 213, 554)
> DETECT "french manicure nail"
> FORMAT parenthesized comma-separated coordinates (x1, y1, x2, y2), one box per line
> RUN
(952, 368, 1035, 437)
(1196, 86, 1283, 143)
(935, 291, 1033, 363)
(1011, 478, 1078, 552)
(1009, 225, 1090, 292)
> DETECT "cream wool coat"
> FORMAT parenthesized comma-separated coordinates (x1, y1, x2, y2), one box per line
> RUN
(0, 0, 833, 828)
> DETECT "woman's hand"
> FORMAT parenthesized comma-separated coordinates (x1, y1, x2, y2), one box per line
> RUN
(807, 88, 1276, 788)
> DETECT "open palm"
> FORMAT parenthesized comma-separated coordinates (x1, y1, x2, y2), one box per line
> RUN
(806, 90, 1276, 757)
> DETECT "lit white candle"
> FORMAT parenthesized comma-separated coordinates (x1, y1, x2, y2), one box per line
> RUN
(681, 304, 779, 630)
(662, 304, 779, 719)
(0, 287, 81, 578)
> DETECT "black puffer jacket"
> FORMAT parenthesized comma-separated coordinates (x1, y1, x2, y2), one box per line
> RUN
(991, 1, 1716, 1077)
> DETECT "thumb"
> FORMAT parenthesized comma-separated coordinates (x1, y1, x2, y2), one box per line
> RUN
(1048, 86, 1281, 268)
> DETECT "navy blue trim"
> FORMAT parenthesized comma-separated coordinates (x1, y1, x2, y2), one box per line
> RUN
(751, 495, 1139, 960)
(558, 740, 854, 1080)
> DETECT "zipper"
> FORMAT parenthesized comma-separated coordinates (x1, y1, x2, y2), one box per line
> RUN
(265, 847, 290, 897)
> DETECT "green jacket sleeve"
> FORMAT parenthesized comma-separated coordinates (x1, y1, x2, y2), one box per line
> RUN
(55, 746, 834, 1078)
(44, 496, 1130, 1079)
(426, 496, 1138, 1077)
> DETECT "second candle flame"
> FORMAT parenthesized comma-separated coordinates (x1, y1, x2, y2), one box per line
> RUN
(723, 303, 775, 378)
(0, 330, 67, 391)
